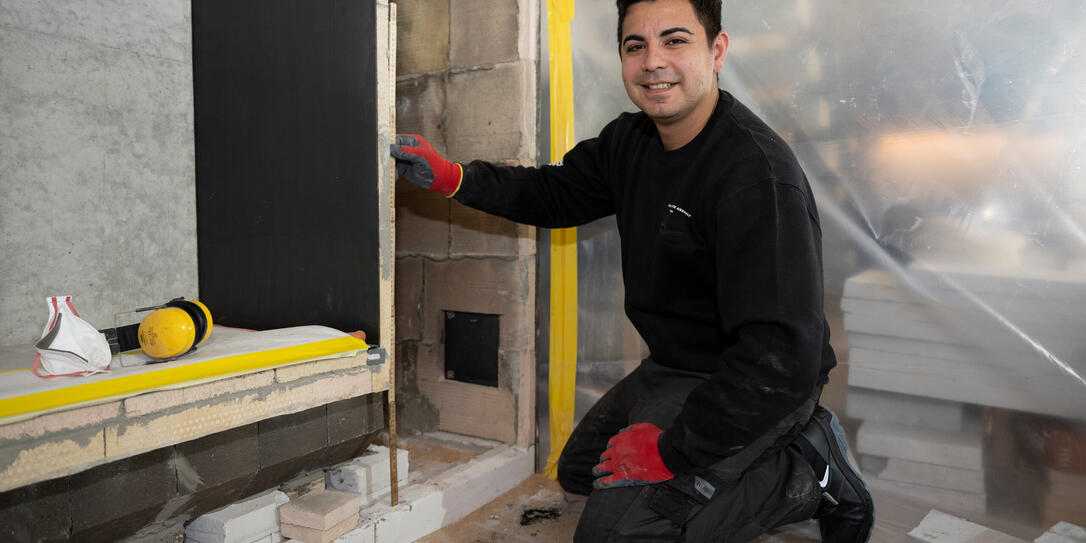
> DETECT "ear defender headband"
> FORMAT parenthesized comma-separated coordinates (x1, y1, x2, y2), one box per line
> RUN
(101, 298, 214, 361)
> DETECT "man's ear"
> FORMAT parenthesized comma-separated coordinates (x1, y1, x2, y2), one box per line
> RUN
(713, 31, 729, 72)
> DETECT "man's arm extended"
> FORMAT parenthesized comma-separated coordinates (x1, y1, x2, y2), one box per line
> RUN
(392, 133, 616, 228)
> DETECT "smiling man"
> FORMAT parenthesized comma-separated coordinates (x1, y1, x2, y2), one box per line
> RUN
(392, 0, 873, 541)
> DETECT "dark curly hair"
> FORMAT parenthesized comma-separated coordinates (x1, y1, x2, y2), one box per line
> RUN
(616, 0, 723, 46)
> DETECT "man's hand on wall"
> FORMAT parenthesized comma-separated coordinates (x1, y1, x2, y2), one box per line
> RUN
(390, 134, 463, 197)
(592, 422, 676, 489)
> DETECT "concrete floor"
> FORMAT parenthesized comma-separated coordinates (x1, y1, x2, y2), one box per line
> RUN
(416, 473, 827, 542)
(416, 471, 1050, 543)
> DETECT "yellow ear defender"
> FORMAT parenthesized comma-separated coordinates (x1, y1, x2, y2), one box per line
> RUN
(101, 298, 214, 361)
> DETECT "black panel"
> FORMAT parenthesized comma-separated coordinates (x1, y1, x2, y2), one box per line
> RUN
(193, 0, 380, 341)
(444, 311, 500, 388)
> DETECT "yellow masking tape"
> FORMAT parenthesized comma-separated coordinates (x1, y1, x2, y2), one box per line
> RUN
(0, 336, 368, 419)
(544, 0, 578, 480)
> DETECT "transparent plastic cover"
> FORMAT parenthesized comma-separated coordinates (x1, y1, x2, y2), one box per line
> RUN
(560, 0, 1086, 536)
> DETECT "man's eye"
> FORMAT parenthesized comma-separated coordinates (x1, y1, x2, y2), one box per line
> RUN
(666, 38, 687, 46)
(626, 44, 644, 53)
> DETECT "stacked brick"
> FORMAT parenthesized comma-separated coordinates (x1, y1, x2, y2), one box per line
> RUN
(185, 490, 290, 543)
(842, 268, 1086, 521)
(326, 445, 410, 505)
(279, 490, 360, 543)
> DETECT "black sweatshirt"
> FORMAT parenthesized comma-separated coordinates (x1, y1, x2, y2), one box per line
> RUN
(454, 90, 836, 473)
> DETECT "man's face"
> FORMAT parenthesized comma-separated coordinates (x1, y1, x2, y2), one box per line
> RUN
(620, 0, 728, 127)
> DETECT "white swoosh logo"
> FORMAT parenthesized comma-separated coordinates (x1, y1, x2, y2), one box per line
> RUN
(819, 466, 830, 488)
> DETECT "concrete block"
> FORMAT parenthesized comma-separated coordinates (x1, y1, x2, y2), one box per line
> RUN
(175, 424, 260, 493)
(246, 448, 331, 502)
(280, 470, 327, 501)
(906, 509, 1026, 543)
(334, 526, 377, 543)
(124, 372, 276, 416)
(418, 375, 516, 443)
(847, 332, 980, 362)
(370, 365, 391, 396)
(847, 362, 1086, 421)
(395, 75, 447, 154)
(878, 458, 985, 494)
(372, 488, 445, 543)
(281, 512, 358, 543)
(845, 387, 968, 432)
(426, 444, 533, 522)
(395, 257, 424, 341)
(395, 0, 450, 75)
(280, 490, 359, 530)
(868, 475, 987, 516)
(0, 401, 120, 441)
(859, 454, 888, 474)
(328, 394, 385, 447)
(1047, 468, 1086, 501)
(423, 258, 533, 352)
(0, 476, 70, 543)
(326, 446, 409, 501)
(1042, 507, 1086, 535)
(105, 372, 371, 460)
(516, 224, 537, 257)
(275, 355, 368, 384)
(449, 204, 520, 257)
(0, 427, 106, 492)
(369, 445, 533, 543)
(1036, 522, 1086, 543)
(395, 181, 450, 257)
(186, 490, 289, 543)
(857, 421, 983, 470)
(259, 405, 329, 468)
(512, 349, 535, 449)
(445, 61, 534, 163)
(70, 448, 178, 538)
(449, 0, 519, 68)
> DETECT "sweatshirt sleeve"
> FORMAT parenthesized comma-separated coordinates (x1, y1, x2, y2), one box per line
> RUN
(657, 179, 827, 473)
(452, 128, 616, 229)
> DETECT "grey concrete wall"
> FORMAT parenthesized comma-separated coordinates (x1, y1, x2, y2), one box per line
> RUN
(0, 0, 196, 345)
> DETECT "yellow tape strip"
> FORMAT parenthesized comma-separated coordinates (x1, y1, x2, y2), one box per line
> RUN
(544, 0, 578, 480)
(0, 336, 368, 419)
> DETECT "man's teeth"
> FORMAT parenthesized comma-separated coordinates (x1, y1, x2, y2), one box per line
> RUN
(648, 83, 672, 89)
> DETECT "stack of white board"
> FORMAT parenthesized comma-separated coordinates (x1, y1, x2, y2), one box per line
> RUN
(842, 266, 1086, 421)
(848, 388, 988, 515)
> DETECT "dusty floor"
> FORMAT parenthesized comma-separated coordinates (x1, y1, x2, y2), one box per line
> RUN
(416, 473, 827, 542)
(417, 472, 1049, 543)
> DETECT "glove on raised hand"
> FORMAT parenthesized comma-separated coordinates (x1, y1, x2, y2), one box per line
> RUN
(390, 134, 463, 197)
(592, 422, 676, 489)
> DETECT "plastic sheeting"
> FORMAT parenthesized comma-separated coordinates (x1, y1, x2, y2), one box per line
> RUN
(555, 0, 1086, 535)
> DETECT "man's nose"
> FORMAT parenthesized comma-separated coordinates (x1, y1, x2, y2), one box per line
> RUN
(643, 43, 666, 71)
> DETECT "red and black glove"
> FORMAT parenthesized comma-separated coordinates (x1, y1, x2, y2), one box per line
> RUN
(592, 422, 676, 489)
(390, 134, 463, 197)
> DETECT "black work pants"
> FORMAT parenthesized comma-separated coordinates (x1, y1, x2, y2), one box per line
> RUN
(557, 358, 822, 542)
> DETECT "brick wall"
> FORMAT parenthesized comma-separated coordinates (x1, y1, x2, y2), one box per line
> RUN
(394, 0, 538, 447)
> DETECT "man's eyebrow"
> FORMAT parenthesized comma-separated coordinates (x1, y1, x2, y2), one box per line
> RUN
(660, 27, 694, 37)
(621, 33, 646, 46)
